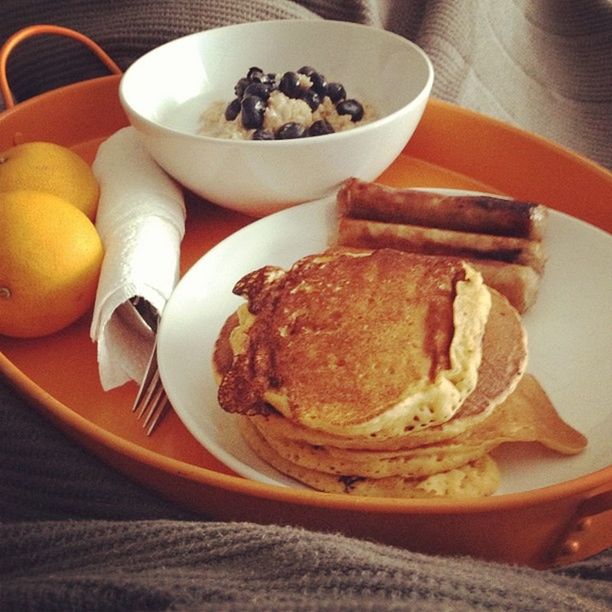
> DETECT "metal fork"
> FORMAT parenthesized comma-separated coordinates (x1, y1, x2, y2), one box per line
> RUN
(131, 298, 170, 435)
(132, 340, 171, 435)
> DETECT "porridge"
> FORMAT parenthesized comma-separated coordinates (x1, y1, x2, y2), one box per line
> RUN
(200, 66, 377, 140)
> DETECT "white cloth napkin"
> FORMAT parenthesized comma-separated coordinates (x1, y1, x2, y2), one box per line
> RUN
(90, 127, 186, 391)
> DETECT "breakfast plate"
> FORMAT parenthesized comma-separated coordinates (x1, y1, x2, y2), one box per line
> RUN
(157, 192, 612, 496)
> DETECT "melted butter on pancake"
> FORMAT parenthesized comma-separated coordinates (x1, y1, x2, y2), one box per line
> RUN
(218, 249, 491, 437)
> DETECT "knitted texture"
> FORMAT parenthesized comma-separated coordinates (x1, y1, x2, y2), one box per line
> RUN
(0, 380, 193, 522)
(1, 520, 611, 611)
(413, 0, 612, 168)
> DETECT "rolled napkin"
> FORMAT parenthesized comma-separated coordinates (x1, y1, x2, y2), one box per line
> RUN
(90, 127, 186, 390)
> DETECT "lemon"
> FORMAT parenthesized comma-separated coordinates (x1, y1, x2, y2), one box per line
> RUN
(0, 190, 103, 338)
(0, 141, 99, 220)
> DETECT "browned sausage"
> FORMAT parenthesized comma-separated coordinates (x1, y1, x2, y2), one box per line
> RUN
(338, 178, 548, 240)
(337, 217, 547, 274)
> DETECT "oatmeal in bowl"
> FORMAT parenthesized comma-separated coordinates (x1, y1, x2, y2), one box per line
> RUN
(200, 65, 377, 140)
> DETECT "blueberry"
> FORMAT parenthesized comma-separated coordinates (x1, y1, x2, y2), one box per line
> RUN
(246, 66, 264, 82)
(300, 89, 321, 111)
(279, 71, 301, 98)
(309, 72, 327, 96)
(276, 122, 306, 139)
(224, 97, 241, 121)
(326, 82, 346, 103)
(243, 82, 270, 101)
(336, 99, 364, 122)
(234, 77, 250, 98)
(241, 95, 266, 129)
(260, 72, 279, 91)
(297, 65, 316, 77)
(252, 129, 275, 140)
(307, 119, 335, 137)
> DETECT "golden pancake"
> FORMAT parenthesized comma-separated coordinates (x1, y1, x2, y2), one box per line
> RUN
(251, 416, 487, 478)
(247, 374, 586, 479)
(480, 372, 587, 454)
(217, 249, 491, 437)
(239, 418, 500, 498)
(214, 288, 527, 450)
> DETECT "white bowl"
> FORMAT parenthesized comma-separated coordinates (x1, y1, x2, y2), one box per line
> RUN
(119, 20, 434, 216)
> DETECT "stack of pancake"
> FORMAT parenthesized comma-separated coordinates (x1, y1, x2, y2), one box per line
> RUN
(213, 248, 586, 498)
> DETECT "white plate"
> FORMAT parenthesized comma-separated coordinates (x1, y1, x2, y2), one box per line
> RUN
(157, 194, 612, 494)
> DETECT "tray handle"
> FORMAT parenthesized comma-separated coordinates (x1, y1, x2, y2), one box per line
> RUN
(548, 488, 612, 567)
(0, 24, 122, 110)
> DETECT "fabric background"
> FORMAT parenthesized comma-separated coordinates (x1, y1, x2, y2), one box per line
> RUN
(1, 0, 611, 168)
(1, 1, 611, 610)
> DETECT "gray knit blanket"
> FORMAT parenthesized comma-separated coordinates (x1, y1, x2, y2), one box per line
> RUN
(1, 2, 611, 610)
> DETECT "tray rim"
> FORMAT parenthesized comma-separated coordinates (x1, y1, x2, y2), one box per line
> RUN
(1, 74, 611, 517)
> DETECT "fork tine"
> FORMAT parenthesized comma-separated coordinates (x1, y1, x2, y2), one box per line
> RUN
(132, 340, 170, 434)
(141, 377, 165, 425)
(134, 367, 170, 435)
(133, 344, 159, 414)
(143, 389, 170, 436)
(129, 300, 169, 435)
(134, 369, 160, 418)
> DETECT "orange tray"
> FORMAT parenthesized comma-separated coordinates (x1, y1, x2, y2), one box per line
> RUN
(1, 26, 611, 570)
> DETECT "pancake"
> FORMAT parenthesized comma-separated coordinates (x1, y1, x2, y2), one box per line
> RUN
(239, 418, 500, 498)
(214, 288, 527, 450)
(217, 249, 491, 437)
(252, 416, 488, 479)
(247, 374, 586, 480)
